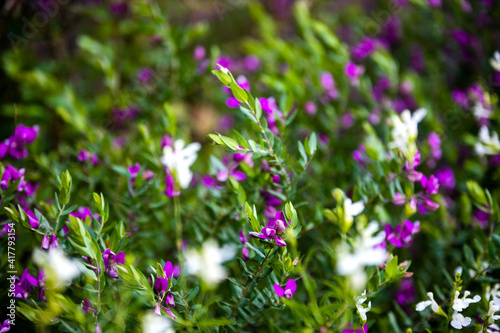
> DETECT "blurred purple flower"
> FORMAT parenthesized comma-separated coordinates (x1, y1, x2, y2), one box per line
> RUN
(193, 46, 206, 61)
(385, 220, 420, 248)
(351, 38, 378, 61)
(41, 235, 58, 250)
(435, 168, 455, 190)
(13, 268, 38, 299)
(102, 249, 125, 278)
(243, 55, 260, 71)
(137, 67, 154, 84)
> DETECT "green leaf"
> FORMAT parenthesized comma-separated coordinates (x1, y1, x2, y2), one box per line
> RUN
(211, 70, 231, 84)
(385, 255, 398, 280)
(230, 81, 248, 103)
(255, 98, 262, 121)
(467, 181, 487, 205)
(308, 133, 317, 156)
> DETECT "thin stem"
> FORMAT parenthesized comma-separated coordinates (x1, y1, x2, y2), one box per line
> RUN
(244, 101, 292, 200)
(174, 196, 182, 259)
(228, 248, 273, 318)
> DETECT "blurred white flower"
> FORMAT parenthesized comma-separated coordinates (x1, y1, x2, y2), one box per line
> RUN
(475, 127, 500, 156)
(473, 102, 492, 120)
(161, 139, 201, 188)
(184, 240, 235, 287)
(450, 313, 471, 330)
(488, 301, 500, 324)
(389, 108, 427, 162)
(343, 198, 364, 225)
(142, 312, 175, 333)
(337, 222, 386, 290)
(416, 292, 439, 312)
(491, 51, 500, 72)
(33, 248, 80, 288)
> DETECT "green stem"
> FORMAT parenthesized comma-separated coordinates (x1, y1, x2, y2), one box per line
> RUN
(228, 248, 273, 318)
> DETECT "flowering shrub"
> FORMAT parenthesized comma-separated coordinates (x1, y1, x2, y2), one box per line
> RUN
(1, 0, 500, 332)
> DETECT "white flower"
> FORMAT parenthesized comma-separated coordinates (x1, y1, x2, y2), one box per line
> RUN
(453, 290, 481, 312)
(184, 240, 236, 286)
(355, 290, 371, 322)
(161, 139, 201, 189)
(33, 249, 80, 289)
(491, 51, 500, 72)
(488, 301, 500, 324)
(337, 222, 387, 290)
(142, 312, 175, 333)
(343, 198, 364, 225)
(473, 102, 492, 120)
(416, 292, 439, 312)
(488, 324, 500, 333)
(475, 127, 500, 156)
(450, 313, 472, 329)
(217, 64, 230, 75)
(389, 108, 427, 162)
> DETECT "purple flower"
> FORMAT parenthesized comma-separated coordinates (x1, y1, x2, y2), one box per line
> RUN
(166, 293, 175, 307)
(351, 38, 378, 61)
(239, 231, 248, 244)
(142, 170, 154, 181)
(13, 268, 38, 299)
(91, 154, 99, 166)
(26, 210, 39, 229)
(154, 277, 169, 293)
(452, 90, 469, 108)
(274, 279, 297, 298)
(342, 324, 368, 333)
(428, 132, 442, 160)
(243, 55, 260, 71)
(419, 198, 440, 213)
(70, 207, 95, 221)
(102, 249, 125, 278)
(193, 46, 206, 61)
(165, 168, 180, 197)
(164, 261, 180, 278)
(137, 67, 154, 84)
(428, 0, 441, 7)
(0, 319, 10, 332)
(304, 101, 317, 115)
(109, 2, 129, 16)
(435, 168, 455, 190)
(345, 61, 364, 85)
(320, 72, 335, 90)
(392, 193, 406, 206)
(82, 299, 95, 315)
(385, 220, 420, 248)
(13, 125, 38, 144)
(215, 56, 233, 70)
(161, 134, 173, 149)
(396, 279, 416, 306)
(473, 210, 489, 228)
(128, 163, 141, 179)
(78, 150, 91, 162)
(421, 175, 439, 194)
(41, 235, 58, 250)
(242, 247, 249, 261)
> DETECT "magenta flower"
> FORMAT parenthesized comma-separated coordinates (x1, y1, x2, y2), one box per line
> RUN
(13, 268, 38, 299)
(239, 231, 248, 244)
(385, 220, 420, 248)
(137, 67, 154, 84)
(0, 124, 39, 160)
(82, 299, 95, 315)
(154, 276, 169, 293)
(421, 175, 439, 194)
(26, 210, 39, 229)
(70, 207, 95, 221)
(396, 279, 416, 306)
(78, 150, 91, 162)
(345, 61, 364, 85)
(249, 211, 289, 246)
(41, 235, 58, 250)
(164, 261, 180, 278)
(274, 279, 297, 299)
(102, 249, 125, 278)
(435, 168, 455, 190)
(165, 168, 180, 197)
(193, 46, 206, 61)
(161, 134, 173, 149)
(0, 319, 10, 332)
(342, 324, 368, 333)
(128, 163, 141, 179)
(142, 170, 154, 181)
(351, 37, 378, 61)
(166, 293, 175, 307)
(392, 193, 406, 206)
(243, 55, 260, 71)
(304, 101, 317, 115)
